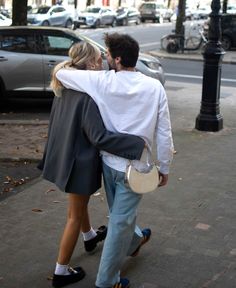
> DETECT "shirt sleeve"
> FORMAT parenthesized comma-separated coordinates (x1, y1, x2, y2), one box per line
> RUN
(56, 69, 101, 97)
(156, 85, 174, 174)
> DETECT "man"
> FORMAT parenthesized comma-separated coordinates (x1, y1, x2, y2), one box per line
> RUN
(56, 33, 174, 288)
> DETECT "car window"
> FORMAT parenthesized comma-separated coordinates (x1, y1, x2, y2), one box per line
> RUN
(32, 7, 50, 14)
(52, 7, 65, 13)
(86, 7, 100, 13)
(0, 34, 37, 53)
(43, 35, 77, 55)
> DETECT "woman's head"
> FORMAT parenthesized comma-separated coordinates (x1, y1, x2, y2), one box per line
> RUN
(51, 41, 102, 96)
(68, 41, 102, 70)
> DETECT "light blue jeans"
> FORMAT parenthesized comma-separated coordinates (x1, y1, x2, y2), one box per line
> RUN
(95, 163, 143, 287)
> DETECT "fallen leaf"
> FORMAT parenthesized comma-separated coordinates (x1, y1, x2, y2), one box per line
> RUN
(53, 201, 61, 203)
(32, 208, 43, 212)
(45, 188, 56, 194)
(47, 276, 53, 281)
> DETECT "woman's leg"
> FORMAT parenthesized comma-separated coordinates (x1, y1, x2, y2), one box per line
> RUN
(81, 206, 92, 233)
(57, 193, 90, 265)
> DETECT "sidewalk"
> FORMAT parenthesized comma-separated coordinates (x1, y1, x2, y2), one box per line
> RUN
(149, 48, 236, 65)
(0, 79, 236, 288)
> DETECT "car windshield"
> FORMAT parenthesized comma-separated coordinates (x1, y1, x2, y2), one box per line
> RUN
(85, 7, 101, 13)
(116, 7, 127, 14)
(31, 7, 50, 14)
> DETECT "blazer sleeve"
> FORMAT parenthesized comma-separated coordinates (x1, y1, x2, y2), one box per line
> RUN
(82, 98, 145, 160)
(37, 96, 58, 170)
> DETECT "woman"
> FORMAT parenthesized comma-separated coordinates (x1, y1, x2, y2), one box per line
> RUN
(39, 42, 144, 288)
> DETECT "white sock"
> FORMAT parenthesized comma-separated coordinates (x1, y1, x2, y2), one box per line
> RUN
(55, 263, 71, 275)
(82, 227, 97, 241)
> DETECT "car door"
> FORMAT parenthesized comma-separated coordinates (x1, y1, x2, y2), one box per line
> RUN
(0, 30, 44, 98)
(101, 8, 112, 25)
(49, 7, 66, 26)
(128, 9, 137, 23)
(40, 31, 79, 92)
(230, 15, 236, 47)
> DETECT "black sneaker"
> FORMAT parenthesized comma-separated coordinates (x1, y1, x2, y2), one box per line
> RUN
(52, 266, 85, 288)
(84, 225, 107, 252)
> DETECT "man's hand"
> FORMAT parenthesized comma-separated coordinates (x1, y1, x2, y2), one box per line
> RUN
(158, 172, 168, 187)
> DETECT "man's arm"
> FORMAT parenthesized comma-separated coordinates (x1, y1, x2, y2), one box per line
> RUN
(156, 86, 174, 181)
(56, 69, 102, 96)
(82, 98, 145, 161)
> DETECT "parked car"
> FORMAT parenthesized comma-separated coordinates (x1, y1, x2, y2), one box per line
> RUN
(0, 26, 165, 101)
(74, 6, 117, 28)
(0, 13, 11, 26)
(227, 5, 236, 14)
(116, 7, 141, 26)
(139, 2, 173, 23)
(192, 6, 211, 20)
(204, 14, 236, 50)
(0, 8, 11, 18)
(27, 5, 73, 28)
(170, 7, 193, 22)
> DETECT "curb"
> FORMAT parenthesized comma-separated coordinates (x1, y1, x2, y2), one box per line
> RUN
(0, 157, 41, 162)
(0, 120, 49, 125)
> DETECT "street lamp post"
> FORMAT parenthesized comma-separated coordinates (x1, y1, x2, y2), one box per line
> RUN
(195, 0, 225, 132)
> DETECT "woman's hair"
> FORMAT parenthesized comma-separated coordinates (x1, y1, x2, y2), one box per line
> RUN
(51, 41, 101, 96)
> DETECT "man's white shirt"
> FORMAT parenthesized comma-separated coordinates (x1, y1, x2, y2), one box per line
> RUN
(56, 69, 174, 174)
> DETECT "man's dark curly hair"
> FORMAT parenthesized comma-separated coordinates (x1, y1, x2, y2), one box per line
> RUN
(104, 33, 139, 68)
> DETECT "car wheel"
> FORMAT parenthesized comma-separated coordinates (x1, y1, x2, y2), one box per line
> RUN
(65, 19, 73, 29)
(0, 78, 6, 104)
(158, 16, 163, 24)
(221, 35, 231, 51)
(141, 18, 145, 23)
(42, 20, 49, 26)
(72, 21, 79, 30)
(111, 18, 117, 27)
(136, 18, 141, 25)
(122, 18, 128, 26)
(93, 19, 100, 28)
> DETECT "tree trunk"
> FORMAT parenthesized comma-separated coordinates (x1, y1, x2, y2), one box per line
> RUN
(12, 0, 28, 26)
(74, 0, 77, 9)
(222, 0, 228, 13)
(175, 0, 186, 35)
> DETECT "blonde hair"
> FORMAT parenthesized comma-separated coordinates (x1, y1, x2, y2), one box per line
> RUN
(51, 41, 101, 96)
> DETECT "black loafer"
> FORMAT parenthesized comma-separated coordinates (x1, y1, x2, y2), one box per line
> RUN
(84, 225, 107, 252)
(52, 266, 85, 288)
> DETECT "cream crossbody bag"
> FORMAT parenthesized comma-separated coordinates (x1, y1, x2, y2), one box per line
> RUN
(125, 147, 159, 194)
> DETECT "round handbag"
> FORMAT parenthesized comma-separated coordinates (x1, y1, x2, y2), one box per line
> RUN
(125, 147, 159, 194)
(126, 163, 159, 194)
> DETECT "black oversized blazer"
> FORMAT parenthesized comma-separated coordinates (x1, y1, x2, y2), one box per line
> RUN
(38, 89, 144, 195)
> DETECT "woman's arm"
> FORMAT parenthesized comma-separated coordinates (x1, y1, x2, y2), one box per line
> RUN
(83, 98, 145, 161)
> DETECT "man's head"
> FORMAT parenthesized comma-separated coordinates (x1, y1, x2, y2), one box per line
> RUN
(104, 33, 139, 71)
